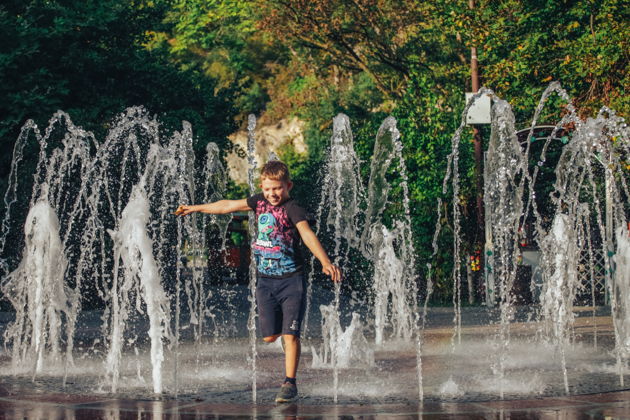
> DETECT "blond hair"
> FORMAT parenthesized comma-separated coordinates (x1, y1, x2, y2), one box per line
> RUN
(261, 160, 291, 182)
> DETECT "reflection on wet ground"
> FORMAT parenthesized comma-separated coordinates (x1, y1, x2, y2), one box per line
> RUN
(1, 387, 630, 419)
(1, 308, 628, 418)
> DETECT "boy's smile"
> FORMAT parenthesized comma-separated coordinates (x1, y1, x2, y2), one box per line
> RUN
(261, 178, 292, 206)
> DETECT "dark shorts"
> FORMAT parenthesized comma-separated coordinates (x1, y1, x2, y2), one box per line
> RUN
(256, 272, 306, 338)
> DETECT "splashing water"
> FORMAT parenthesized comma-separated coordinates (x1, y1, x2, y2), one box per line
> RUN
(437, 82, 629, 398)
(613, 225, 630, 383)
(106, 177, 171, 394)
(246, 114, 259, 402)
(303, 115, 363, 339)
(362, 117, 417, 347)
(308, 114, 420, 402)
(311, 310, 373, 368)
(0, 108, 229, 394)
(316, 114, 364, 402)
(0, 82, 628, 402)
(1, 195, 73, 377)
(538, 214, 579, 393)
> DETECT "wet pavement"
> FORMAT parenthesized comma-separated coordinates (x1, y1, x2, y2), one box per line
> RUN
(2, 307, 629, 418)
(1, 385, 630, 419)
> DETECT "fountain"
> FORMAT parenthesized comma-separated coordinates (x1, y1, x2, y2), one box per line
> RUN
(0, 83, 628, 414)
(245, 114, 259, 401)
(305, 113, 420, 402)
(2, 194, 73, 377)
(436, 82, 629, 397)
(613, 224, 630, 381)
(106, 175, 171, 394)
(0, 107, 231, 394)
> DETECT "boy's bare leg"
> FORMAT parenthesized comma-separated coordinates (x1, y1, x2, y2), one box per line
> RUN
(262, 334, 281, 343)
(283, 334, 300, 378)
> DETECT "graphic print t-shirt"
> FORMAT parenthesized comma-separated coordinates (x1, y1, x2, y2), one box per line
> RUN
(246, 193, 309, 278)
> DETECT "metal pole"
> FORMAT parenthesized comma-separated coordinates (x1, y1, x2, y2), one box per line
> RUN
(470, 0, 484, 304)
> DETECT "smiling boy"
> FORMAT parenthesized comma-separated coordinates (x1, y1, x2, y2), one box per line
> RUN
(175, 160, 341, 402)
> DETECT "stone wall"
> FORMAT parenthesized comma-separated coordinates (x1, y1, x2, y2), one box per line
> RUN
(226, 117, 306, 185)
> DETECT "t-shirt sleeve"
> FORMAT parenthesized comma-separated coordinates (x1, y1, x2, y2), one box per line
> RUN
(246, 193, 264, 211)
(286, 201, 309, 226)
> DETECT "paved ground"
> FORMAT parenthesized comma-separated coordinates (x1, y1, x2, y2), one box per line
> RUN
(1, 386, 630, 419)
(2, 306, 628, 418)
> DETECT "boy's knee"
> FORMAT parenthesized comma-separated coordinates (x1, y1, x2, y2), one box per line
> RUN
(263, 335, 280, 343)
(282, 334, 299, 344)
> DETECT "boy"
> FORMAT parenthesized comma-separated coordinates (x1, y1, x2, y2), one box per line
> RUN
(175, 160, 341, 403)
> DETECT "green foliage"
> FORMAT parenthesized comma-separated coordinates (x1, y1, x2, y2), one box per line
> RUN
(0, 0, 236, 219)
(259, 0, 627, 302)
(2, 0, 627, 304)
(450, 0, 629, 117)
(154, 0, 280, 116)
(394, 70, 475, 301)
(257, 0, 438, 98)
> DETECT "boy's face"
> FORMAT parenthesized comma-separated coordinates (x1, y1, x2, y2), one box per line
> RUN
(260, 178, 292, 206)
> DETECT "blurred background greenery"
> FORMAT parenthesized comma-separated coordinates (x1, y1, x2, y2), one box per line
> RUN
(1, 0, 627, 302)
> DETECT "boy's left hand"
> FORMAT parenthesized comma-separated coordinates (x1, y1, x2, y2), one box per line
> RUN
(323, 263, 342, 282)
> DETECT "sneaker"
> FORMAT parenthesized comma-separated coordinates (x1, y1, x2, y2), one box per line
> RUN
(275, 382, 298, 403)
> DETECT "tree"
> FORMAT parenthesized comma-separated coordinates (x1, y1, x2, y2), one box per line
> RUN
(258, 0, 442, 98)
(0, 0, 236, 217)
(444, 0, 629, 117)
(151, 0, 281, 117)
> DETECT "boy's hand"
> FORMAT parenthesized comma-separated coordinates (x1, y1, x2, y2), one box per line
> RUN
(174, 205, 195, 216)
(322, 263, 342, 282)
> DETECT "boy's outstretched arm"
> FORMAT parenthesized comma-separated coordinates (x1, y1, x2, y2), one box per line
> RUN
(296, 221, 342, 282)
(175, 199, 251, 216)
